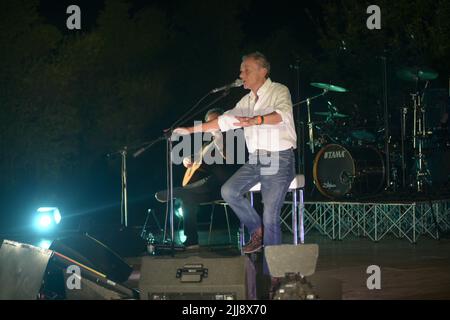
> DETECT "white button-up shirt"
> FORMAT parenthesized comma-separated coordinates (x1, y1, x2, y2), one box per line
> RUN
(217, 78, 297, 153)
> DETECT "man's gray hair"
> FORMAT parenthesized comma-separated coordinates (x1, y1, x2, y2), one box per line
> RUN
(242, 51, 271, 78)
(204, 108, 224, 122)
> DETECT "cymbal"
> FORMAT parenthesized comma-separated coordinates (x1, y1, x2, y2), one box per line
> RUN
(396, 67, 438, 82)
(315, 112, 349, 118)
(351, 130, 376, 142)
(310, 82, 348, 93)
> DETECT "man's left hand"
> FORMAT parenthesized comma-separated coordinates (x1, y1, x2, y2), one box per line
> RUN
(233, 116, 258, 127)
(172, 127, 192, 135)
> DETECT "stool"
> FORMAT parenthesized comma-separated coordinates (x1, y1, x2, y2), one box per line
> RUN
(201, 200, 232, 245)
(246, 174, 305, 245)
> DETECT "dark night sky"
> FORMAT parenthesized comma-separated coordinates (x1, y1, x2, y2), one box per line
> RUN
(38, 0, 104, 30)
(37, 0, 322, 42)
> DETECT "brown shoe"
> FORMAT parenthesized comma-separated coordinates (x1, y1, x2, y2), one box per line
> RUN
(242, 228, 263, 254)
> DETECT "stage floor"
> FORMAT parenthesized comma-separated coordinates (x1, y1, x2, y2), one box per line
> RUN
(125, 230, 450, 300)
(309, 233, 450, 299)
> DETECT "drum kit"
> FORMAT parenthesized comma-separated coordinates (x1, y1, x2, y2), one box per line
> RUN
(300, 67, 449, 200)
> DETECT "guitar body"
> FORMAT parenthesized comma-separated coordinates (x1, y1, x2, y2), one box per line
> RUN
(182, 138, 222, 187)
(182, 162, 203, 187)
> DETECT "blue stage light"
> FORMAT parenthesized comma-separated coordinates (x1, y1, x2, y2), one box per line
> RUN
(34, 207, 61, 232)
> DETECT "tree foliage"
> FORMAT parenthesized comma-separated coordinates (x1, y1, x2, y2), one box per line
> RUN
(1, 0, 449, 229)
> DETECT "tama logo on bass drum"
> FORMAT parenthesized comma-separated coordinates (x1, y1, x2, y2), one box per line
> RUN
(324, 151, 346, 159)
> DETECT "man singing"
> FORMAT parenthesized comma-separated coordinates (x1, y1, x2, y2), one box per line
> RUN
(174, 52, 297, 296)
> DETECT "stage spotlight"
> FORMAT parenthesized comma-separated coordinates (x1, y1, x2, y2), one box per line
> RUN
(174, 201, 184, 219)
(34, 207, 62, 232)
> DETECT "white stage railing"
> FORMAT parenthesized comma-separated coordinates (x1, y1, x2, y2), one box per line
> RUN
(280, 199, 450, 243)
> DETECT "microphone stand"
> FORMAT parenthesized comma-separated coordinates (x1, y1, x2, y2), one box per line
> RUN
(166, 129, 175, 253)
(170, 90, 231, 254)
(106, 146, 131, 228)
(136, 89, 231, 256)
(107, 138, 166, 229)
(133, 136, 166, 158)
(132, 132, 177, 252)
(291, 58, 303, 174)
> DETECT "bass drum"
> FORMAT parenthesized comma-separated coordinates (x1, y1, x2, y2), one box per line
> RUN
(313, 144, 385, 199)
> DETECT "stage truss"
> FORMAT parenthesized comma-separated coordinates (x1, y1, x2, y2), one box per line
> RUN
(280, 199, 450, 243)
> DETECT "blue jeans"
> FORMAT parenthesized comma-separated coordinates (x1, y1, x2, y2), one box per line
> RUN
(221, 148, 295, 274)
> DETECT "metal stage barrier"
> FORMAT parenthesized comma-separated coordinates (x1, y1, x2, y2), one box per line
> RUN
(280, 199, 450, 243)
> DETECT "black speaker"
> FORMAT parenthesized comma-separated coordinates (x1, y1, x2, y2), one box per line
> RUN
(139, 255, 256, 300)
(0, 239, 137, 300)
(51, 253, 138, 300)
(50, 234, 133, 283)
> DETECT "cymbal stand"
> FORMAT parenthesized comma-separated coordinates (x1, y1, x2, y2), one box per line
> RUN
(400, 106, 408, 188)
(411, 85, 431, 192)
(306, 98, 314, 153)
(294, 89, 329, 154)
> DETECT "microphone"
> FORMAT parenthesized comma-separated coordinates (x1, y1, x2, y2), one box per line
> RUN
(210, 79, 243, 93)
